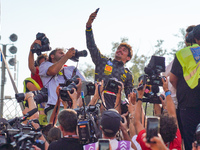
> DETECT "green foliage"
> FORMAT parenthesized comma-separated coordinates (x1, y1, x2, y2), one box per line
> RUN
(80, 64, 95, 81)
(169, 28, 186, 56)
(153, 40, 167, 56)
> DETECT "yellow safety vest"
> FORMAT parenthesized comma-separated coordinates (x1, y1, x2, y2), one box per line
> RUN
(23, 77, 48, 126)
(176, 44, 200, 89)
(23, 77, 41, 92)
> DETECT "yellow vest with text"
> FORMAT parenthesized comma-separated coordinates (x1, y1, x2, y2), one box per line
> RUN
(176, 44, 200, 89)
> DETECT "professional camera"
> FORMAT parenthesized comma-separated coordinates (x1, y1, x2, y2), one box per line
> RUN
(75, 103, 101, 145)
(138, 56, 165, 104)
(70, 49, 88, 62)
(81, 81, 96, 96)
(104, 78, 122, 94)
(11, 131, 45, 150)
(59, 75, 80, 102)
(15, 87, 48, 105)
(143, 56, 165, 86)
(0, 110, 44, 150)
(31, 32, 51, 56)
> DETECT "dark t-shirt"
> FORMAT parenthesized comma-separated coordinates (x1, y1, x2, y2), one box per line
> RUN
(171, 56, 200, 108)
(48, 138, 83, 150)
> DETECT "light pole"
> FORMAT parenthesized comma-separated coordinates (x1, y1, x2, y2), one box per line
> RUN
(0, 33, 18, 118)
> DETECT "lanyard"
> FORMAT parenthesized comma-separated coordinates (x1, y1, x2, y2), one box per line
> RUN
(64, 135, 79, 138)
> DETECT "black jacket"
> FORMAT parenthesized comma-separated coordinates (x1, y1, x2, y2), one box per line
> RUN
(86, 28, 134, 99)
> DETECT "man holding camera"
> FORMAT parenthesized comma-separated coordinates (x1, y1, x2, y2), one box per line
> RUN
(170, 24, 200, 150)
(39, 48, 85, 122)
(86, 9, 134, 109)
(83, 109, 135, 150)
(48, 109, 83, 150)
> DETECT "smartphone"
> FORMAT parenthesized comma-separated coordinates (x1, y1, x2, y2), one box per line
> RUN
(98, 139, 110, 150)
(96, 8, 100, 13)
(146, 116, 160, 143)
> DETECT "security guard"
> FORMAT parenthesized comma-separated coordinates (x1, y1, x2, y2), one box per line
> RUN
(170, 24, 200, 150)
(86, 10, 134, 108)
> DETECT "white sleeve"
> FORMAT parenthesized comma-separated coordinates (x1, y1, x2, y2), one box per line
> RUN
(132, 135, 142, 150)
(39, 61, 53, 77)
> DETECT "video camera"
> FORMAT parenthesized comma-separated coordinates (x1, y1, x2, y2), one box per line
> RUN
(31, 32, 51, 56)
(75, 103, 101, 145)
(15, 87, 48, 105)
(0, 109, 44, 150)
(138, 56, 165, 104)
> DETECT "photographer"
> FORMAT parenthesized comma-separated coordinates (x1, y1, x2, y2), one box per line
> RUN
(133, 78, 182, 150)
(83, 109, 135, 150)
(48, 109, 83, 150)
(170, 24, 200, 150)
(23, 92, 39, 122)
(23, 40, 49, 126)
(86, 9, 134, 109)
(39, 48, 86, 122)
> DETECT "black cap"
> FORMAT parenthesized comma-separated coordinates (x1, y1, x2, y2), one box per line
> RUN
(100, 110, 121, 134)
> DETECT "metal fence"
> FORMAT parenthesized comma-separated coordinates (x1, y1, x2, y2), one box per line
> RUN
(2, 98, 23, 120)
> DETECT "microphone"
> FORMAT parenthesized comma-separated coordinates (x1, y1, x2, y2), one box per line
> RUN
(7, 108, 38, 127)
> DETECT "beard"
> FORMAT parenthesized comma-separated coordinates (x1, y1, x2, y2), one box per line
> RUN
(115, 53, 122, 60)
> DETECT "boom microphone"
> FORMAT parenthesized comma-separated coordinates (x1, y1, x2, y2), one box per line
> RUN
(8, 108, 38, 126)
(21, 108, 38, 122)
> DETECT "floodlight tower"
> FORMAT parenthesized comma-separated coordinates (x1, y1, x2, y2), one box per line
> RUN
(0, 33, 18, 117)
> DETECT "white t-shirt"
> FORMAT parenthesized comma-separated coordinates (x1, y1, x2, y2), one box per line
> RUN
(39, 61, 85, 107)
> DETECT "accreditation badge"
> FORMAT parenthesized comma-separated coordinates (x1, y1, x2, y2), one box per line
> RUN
(104, 64, 113, 75)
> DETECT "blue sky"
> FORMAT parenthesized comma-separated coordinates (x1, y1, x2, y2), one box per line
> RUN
(0, 0, 200, 98)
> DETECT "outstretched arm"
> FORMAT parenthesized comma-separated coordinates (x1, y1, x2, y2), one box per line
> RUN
(29, 40, 41, 74)
(86, 9, 104, 65)
(134, 83, 146, 134)
(47, 48, 75, 76)
(162, 77, 178, 126)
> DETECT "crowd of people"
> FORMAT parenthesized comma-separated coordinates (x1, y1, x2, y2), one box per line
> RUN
(1, 9, 200, 150)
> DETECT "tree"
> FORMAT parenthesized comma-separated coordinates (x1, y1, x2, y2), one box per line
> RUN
(80, 63, 95, 81)
(169, 28, 186, 56)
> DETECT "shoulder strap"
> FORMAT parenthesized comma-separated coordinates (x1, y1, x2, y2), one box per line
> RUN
(43, 75, 55, 87)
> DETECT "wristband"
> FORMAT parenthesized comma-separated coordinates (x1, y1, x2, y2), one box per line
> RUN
(137, 98, 143, 102)
(165, 90, 171, 97)
(129, 114, 134, 119)
(26, 95, 33, 100)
